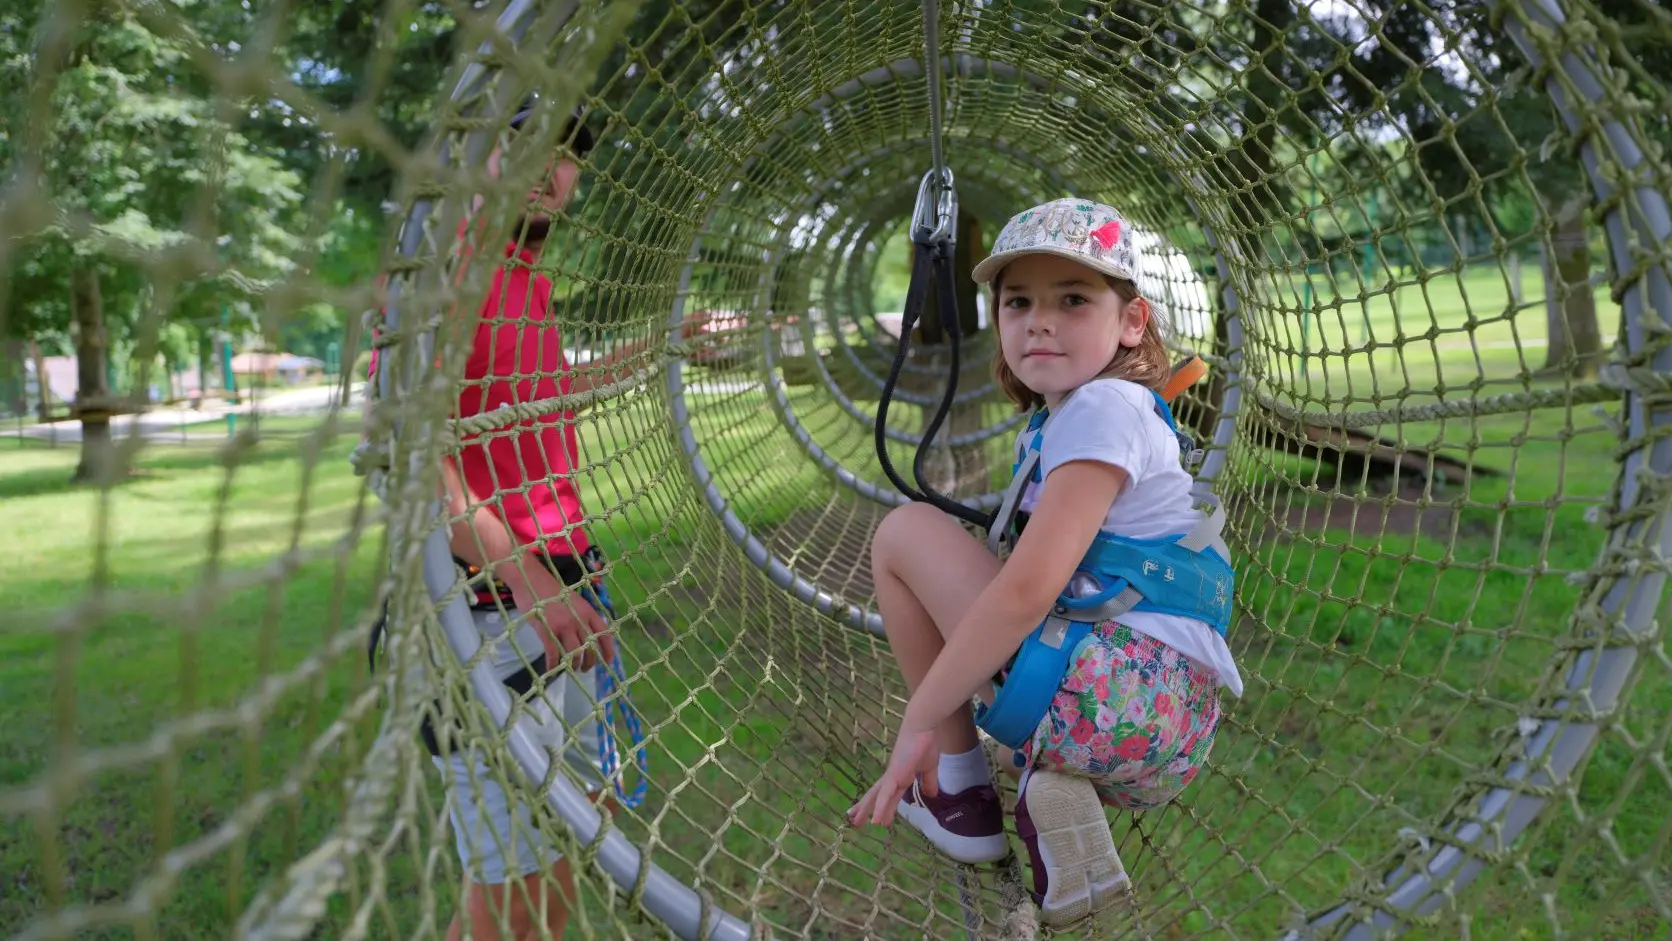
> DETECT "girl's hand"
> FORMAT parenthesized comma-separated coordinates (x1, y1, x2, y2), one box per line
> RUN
(847, 727, 939, 828)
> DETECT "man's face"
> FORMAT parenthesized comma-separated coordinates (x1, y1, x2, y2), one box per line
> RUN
(487, 147, 582, 245)
(528, 157, 581, 216)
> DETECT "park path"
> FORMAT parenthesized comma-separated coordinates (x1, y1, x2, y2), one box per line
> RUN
(1, 385, 358, 444)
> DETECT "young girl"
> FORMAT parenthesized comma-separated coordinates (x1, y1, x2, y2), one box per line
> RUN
(847, 197, 1243, 927)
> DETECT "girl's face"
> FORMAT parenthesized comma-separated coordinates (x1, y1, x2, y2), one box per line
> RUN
(996, 253, 1149, 406)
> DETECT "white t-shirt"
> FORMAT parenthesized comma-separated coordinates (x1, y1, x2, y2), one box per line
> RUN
(1015, 378, 1245, 698)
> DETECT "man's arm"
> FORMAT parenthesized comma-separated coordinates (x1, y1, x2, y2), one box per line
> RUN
(438, 455, 614, 672)
(438, 455, 522, 576)
(563, 313, 714, 397)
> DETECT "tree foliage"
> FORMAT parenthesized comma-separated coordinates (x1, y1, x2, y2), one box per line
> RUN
(2, 0, 307, 477)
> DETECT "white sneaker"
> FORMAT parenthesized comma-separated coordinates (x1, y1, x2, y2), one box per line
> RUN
(1014, 770, 1134, 927)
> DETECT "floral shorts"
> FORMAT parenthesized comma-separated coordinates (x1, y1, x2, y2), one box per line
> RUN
(1016, 621, 1222, 811)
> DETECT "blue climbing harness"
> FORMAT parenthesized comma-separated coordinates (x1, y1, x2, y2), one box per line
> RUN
(971, 389, 1235, 752)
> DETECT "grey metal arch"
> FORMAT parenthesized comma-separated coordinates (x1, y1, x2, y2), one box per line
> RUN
(759, 330, 1007, 516)
(738, 55, 1205, 191)
(667, 221, 889, 642)
(367, 5, 1672, 939)
(752, 141, 1030, 384)
(739, 143, 1094, 498)
(669, 115, 1247, 656)
(786, 202, 1027, 450)
(657, 117, 1120, 647)
(676, 163, 1035, 531)
(812, 204, 996, 407)
(816, 233, 1000, 408)
(824, 211, 998, 389)
(381, 41, 1255, 940)
(739, 60, 1189, 376)
(723, 142, 1066, 475)
(828, 210, 995, 381)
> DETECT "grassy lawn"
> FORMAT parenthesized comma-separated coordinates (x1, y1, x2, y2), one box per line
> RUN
(1, 315, 1664, 941)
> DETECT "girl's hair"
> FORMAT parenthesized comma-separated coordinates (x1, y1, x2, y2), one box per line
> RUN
(990, 266, 1172, 412)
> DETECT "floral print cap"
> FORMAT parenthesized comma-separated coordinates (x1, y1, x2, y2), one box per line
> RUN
(971, 197, 1142, 287)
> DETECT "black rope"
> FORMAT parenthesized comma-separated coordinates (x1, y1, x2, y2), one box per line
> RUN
(872, 216, 995, 531)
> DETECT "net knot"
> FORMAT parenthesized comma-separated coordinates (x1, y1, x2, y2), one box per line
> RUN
(349, 437, 394, 481)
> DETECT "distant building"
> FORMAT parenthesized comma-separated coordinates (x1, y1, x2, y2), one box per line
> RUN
(230, 352, 325, 387)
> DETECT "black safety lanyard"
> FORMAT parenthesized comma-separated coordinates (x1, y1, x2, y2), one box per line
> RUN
(872, 170, 996, 531)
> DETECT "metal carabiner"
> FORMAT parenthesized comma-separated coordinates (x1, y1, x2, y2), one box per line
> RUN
(910, 166, 958, 247)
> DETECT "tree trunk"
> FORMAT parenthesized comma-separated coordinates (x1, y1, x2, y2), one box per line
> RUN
(1541, 198, 1604, 378)
(3, 337, 26, 416)
(71, 265, 114, 484)
(1507, 251, 1523, 305)
(30, 339, 51, 420)
(948, 209, 990, 495)
(196, 327, 212, 408)
(1192, 272, 1232, 446)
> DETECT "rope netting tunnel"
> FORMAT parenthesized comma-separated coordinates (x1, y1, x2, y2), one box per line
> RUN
(5, 0, 1672, 940)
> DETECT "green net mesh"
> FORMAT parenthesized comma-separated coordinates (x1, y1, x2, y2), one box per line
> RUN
(4, 0, 1670, 939)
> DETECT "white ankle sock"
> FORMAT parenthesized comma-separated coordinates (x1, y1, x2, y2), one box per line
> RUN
(937, 745, 993, 795)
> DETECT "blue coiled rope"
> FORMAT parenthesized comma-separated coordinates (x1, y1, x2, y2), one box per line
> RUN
(582, 579, 650, 809)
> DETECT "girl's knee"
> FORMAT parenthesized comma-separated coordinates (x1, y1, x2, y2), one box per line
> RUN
(871, 502, 948, 568)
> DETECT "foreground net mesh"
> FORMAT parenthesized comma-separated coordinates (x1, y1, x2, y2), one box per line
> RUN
(4, 0, 1670, 939)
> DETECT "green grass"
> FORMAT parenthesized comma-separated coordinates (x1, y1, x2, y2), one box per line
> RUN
(1179, 401, 1671, 941)
(1249, 262, 1617, 403)
(1, 353, 1666, 941)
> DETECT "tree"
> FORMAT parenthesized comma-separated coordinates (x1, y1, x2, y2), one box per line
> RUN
(1292, 0, 1668, 379)
(2, 1, 306, 481)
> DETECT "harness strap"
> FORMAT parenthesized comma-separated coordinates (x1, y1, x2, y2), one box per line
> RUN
(1061, 584, 1146, 625)
(1175, 500, 1229, 557)
(987, 448, 1039, 556)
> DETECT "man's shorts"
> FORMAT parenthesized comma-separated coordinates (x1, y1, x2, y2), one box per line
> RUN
(432, 661, 608, 884)
(429, 550, 614, 884)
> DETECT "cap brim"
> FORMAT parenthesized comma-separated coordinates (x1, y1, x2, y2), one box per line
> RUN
(970, 247, 1135, 286)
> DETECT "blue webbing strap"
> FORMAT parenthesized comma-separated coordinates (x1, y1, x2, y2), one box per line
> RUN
(973, 615, 1097, 751)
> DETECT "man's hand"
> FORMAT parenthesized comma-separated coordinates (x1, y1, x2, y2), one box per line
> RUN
(501, 560, 616, 673)
(675, 310, 727, 344)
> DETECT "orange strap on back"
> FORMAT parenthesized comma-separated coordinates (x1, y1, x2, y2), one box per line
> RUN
(1160, 355, 1209, 404)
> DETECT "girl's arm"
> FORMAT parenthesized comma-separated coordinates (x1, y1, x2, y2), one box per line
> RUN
(899, 459, 1129, 736)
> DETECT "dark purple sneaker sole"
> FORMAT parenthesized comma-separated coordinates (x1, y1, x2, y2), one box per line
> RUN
(1016, 771, 1133, 927)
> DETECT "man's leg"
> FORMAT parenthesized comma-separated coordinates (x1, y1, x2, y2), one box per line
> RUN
(445, 792, 621, 941)
(448, 861, 576, 941)
(438, 661, 620, 940)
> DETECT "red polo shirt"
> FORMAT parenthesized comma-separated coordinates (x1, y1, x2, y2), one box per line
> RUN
(370, 239, 591, 559)
(459, 240, 591, 558)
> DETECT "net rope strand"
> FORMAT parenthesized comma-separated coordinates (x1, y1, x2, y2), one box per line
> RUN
(4, 0, 1672, 940)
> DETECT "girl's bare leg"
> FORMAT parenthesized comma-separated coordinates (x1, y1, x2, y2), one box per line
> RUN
(869, 502, 1006, 757)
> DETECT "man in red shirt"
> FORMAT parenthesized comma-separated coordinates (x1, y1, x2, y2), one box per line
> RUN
(403, 98, 673, 941)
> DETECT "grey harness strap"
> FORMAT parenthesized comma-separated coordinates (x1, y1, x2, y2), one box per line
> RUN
(987, 448, 1039, 556)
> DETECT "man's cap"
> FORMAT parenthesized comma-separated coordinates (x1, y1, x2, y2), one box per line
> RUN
(971, 197, 1142, 286)
(508, 94, 594, 157)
